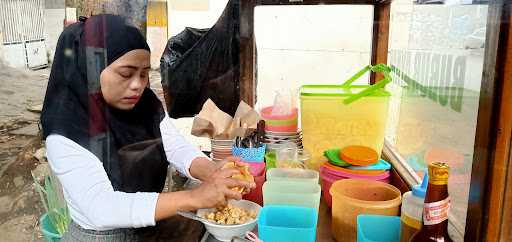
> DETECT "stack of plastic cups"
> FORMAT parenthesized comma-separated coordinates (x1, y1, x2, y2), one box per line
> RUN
(260, 106, 298, 133)
(232, 144, 267, 205)
(259, 168, 321, 242)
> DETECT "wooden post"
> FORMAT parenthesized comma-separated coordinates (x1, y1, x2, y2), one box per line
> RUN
(239, 0, 256, 106)
(370, 1, 391, 84)
(465, 1, 509, 241)
(481, 2, 512, 242)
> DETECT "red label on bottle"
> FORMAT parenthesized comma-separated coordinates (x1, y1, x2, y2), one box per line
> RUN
(423, 197, 450, 225)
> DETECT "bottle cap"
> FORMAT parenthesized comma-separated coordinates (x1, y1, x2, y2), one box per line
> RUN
(412, 172, 428, 198)
(428, 162, 450, 185)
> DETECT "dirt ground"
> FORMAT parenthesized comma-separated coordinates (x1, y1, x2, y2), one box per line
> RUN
(0, 60, 50, 242)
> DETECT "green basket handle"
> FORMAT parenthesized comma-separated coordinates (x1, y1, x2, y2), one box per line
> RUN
(340, 64, 392, 104)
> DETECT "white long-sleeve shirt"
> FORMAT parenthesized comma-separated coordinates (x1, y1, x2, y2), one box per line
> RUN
(45, 114, 207, 231)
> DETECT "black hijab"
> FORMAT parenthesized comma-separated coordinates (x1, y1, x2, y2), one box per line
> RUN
(41, 15, 168, 193)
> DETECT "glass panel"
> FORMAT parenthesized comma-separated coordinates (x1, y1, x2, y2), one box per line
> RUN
(254, 5, 374, 108)
(386, 0, 489, 240)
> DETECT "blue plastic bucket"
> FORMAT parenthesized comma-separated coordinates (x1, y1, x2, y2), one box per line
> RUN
(357, 215, 400, 242)
(258, 205, 318, 242)
(40, 213, 62, 242)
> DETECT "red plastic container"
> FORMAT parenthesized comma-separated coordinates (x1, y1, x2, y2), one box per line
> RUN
(320, 164, 390, 207)
(243, 172, 265, 206)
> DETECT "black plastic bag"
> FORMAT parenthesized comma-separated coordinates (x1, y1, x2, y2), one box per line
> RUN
(160, 0, 240, 118)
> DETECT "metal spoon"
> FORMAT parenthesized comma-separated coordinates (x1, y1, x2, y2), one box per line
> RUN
(177, 210, 210, 224)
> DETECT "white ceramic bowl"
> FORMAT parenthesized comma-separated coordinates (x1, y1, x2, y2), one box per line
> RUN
(196, 200, 261, 242)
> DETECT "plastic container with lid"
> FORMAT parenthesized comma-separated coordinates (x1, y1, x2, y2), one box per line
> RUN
(300, 81, 391, 171)
(263, 180, 321, 209)
(266, 168, 319, 184)
(400, 174, 428, 242)
(329, 179, 401, 242)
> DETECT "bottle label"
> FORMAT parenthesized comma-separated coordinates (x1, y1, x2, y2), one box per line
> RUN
(423, 197, 450, 225)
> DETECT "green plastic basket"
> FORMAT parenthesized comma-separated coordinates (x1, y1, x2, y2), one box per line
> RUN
(40, 213, 62, 242)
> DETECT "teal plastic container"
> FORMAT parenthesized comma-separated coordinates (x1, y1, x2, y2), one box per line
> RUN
(40, 213, 62, 242)
(262, 180, 321, 209)
(258, 205, 318, 242)
(357, 215, 400, 242)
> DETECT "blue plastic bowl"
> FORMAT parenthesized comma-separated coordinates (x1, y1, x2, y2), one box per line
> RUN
(357, 215, 400, 242)
(232, 144, 266, 162)
(258, 205, 318, 242)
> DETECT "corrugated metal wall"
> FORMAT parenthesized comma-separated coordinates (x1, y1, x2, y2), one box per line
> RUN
(0, 0, 45, 44)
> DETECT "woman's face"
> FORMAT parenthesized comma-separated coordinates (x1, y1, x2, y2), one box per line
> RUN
(100, 49, 151, 110)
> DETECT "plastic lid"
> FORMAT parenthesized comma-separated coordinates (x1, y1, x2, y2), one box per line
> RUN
(339, 146, 379, 166)
(412, 173, 429, 198)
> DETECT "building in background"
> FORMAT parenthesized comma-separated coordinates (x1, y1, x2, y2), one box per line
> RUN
(147, 0, 169, 69)
(44, 0, 66, 63)
(0, 0, 65, 69)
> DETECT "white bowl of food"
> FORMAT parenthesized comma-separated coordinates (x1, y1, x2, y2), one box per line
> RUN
(197, 199, 261, 242)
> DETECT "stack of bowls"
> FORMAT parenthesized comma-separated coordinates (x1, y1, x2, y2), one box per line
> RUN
(260, 106, 298, 133)
(210, 139, 234, 162)
(320, 145, 392, 207)
(263, 130, 303, 151)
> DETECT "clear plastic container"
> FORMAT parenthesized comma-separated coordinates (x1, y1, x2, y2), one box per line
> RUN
(300, 85, 390, 171)
(275, 143, 301, 169)
(329, 179, 401, 242)
(263, 180, 321, 209)
(400, 174, 428, 242)
(266, 168, 319, 184)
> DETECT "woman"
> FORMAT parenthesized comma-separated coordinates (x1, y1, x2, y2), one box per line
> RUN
(41, 15, 253, 241)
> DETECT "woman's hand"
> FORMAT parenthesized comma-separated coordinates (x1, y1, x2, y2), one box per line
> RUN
(155, 157, 256, 221)
(188, 167, 253, 209)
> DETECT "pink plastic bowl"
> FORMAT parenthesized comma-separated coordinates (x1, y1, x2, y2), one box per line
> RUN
(260, 106, 298, 120)
(265, 124, 298, 133)
(320, 166, 390, 207)
(243, 161, 266, 177)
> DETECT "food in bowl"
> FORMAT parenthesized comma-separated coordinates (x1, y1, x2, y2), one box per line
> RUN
(201, 204, 257, 225)
(222, 162, 254, 193)
(196, 200, 261, 242)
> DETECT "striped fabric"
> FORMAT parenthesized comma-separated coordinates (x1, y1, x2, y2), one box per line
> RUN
(62, 222, 139, 242)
